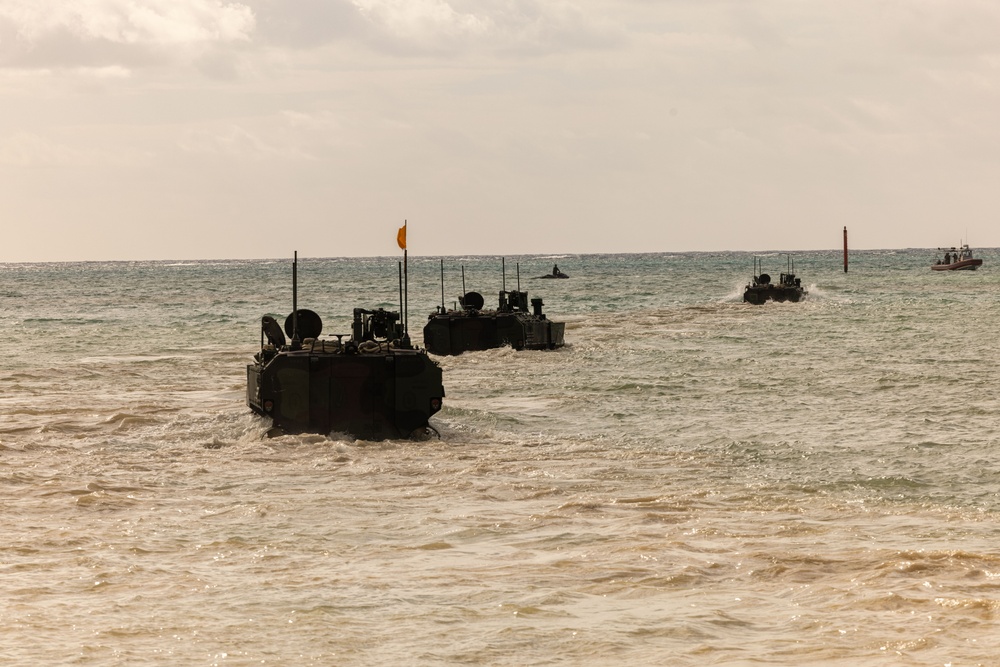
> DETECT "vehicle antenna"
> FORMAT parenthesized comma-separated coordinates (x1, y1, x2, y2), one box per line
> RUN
(440, 259, 445, 312)
(462, 265, 466, 296)
(398, 260, 403, 323)
(516, 262, 521, 292)
(502, 257, 506, 293)
(291, 251, 300, 349)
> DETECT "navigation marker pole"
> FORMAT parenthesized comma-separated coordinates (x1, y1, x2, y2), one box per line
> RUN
(843, 226, 848, 273)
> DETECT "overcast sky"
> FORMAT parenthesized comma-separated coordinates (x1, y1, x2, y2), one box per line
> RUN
(2, 0, 999, 262)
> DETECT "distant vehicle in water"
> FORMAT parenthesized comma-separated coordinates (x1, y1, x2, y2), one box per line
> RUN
(423, 259, 566, 356)
(247, 253, 444, 439)
(536, 263, 569, 279)
(744, 255, 806, 305)
(932, 244, 982, 271)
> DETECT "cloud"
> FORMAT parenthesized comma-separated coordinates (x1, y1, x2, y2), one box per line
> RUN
(3, 0, 255, 44)
(0, 131, 78, 165)
(345, 0, 621, 55)
(0, 0, 255, 69)
(352, 0, 492, 41)
(248, 0, 366, 48)
(175, 111, 346, 161)
(890, 0, 1000, 57)
(241, 0, 624, 57)
(0, 130, 138, 166)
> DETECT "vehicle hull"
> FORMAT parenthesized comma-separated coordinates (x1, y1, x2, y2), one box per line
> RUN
(743, 285, 805, 305)
(423, 312, 565, 356)
(248, 346, 443, 439)
(931, 259, 982, 271)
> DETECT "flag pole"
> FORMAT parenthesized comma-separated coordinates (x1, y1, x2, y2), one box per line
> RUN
(404, 220, 408, 340)
(397, 220, 409, 343)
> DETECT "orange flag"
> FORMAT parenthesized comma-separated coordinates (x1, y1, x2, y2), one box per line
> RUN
(397, 222, 407, 250)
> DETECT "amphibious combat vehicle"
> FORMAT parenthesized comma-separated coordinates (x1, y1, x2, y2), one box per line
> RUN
(743, 255, 806, 305)
(247, 253, 444, 439)
(423, 259, 566, 356)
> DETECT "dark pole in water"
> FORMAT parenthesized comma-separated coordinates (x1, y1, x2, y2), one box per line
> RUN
(843, 226, 848, 273)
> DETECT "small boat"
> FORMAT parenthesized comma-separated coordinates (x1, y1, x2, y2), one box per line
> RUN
(424, 259, 566, 356)
(743, 255, 806, 305)
(535, 263, 569, 279)
(932, 244, 982, 271)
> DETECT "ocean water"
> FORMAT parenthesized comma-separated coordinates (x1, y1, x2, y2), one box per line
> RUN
(3, 249, 1000, 666)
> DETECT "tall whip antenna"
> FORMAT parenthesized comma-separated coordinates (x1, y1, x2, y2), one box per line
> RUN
(291, 250, 300, 349)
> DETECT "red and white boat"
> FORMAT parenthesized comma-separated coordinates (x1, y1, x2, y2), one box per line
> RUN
(932, 244, 983, 271)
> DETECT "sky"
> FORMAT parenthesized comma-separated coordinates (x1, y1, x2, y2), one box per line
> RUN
(2, 0, 1000, 262)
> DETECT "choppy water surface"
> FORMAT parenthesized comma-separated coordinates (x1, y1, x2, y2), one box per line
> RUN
(4, 250, 1000, 665)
